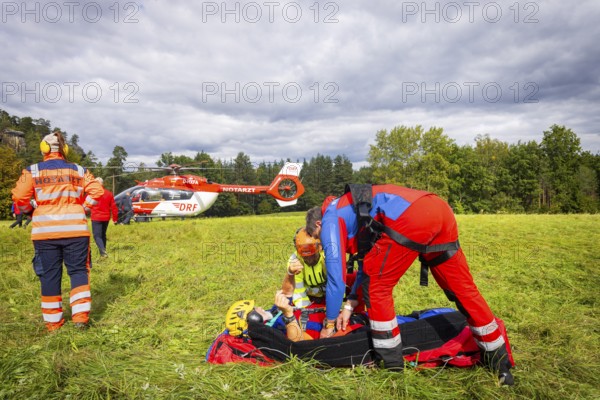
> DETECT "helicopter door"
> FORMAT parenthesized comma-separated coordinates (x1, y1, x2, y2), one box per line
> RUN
(192, 191, 219, 214)
(145, 189, 197, 216)
(167, 189, 198, 215)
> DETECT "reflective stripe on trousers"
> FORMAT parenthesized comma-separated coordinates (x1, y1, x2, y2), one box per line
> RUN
(41, 295, 64, 330)
(70, 284, 91, 323)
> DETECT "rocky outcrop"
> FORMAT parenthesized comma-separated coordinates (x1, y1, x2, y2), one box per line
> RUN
(1, 129, 26, 151)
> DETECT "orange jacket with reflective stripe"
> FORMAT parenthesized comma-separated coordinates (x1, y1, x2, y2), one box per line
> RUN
(11, 153, 104, 241)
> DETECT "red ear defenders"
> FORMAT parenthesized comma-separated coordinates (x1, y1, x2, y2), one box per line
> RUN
(40, 136, 69, 155)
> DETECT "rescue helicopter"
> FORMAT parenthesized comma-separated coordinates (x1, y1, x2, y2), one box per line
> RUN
(113, 162, 304, 220)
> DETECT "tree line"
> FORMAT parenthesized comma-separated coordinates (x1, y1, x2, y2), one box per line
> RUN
(1, 108, 598, 219)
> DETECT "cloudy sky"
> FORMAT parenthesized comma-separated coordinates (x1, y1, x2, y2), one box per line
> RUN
(1, 0, 599, 167)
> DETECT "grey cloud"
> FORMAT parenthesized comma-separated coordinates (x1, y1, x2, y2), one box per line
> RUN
(1, 0, 598, 168)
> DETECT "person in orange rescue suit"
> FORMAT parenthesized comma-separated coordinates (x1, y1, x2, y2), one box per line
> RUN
(90, 177, 118, 257)
(11, 131, 104, 331)
(305, 184, 514, 385)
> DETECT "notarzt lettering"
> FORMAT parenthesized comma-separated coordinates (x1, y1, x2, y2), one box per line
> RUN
(222, 187, 257, 193)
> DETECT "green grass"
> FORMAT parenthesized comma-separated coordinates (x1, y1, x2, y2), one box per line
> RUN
(1, 214, 599, 399)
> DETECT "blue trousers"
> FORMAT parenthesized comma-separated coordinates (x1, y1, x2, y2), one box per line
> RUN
(10, 214, 23, 228)
(91, 221, 109, 253)
(122, 210, 133, 224)
(33, 237, 91, 296)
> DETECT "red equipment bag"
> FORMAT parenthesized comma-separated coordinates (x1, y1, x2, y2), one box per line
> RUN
(206, 330, 275, 366)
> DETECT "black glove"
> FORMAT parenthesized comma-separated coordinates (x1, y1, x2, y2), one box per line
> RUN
(482, 344, 514, 386)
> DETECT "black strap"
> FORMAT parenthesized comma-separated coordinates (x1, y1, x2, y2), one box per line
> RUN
(373, 220, 460, 254)
(420, 263, 430, 287)
(296, 306, 326, 314)
(418, 248, 459, 286)
(345, 184, 377, 259)
(421, 248, 459, 267)
(347, 253, 359, 274)
(345, 184, 372, 208)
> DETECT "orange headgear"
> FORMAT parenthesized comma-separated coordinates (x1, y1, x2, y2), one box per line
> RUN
(294, 227, 321, 257)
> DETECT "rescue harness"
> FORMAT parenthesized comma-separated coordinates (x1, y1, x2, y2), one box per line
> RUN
(345, 184, 461, 286)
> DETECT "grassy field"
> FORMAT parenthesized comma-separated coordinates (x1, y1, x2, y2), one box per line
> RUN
(1, 213, 599, 399)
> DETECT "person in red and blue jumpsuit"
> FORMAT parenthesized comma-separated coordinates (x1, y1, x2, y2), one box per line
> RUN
(12, 131, 104, 331)
(305, 184, 513, 384)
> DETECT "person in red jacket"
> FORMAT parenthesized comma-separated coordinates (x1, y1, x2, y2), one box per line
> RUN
(12, 131, 104, 331)
(9, 202, 23, 228)
(90, 177, 118, 258)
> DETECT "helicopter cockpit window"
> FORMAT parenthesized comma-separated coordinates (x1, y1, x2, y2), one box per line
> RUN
(131, 188, 161, 202)
(160, 189, 194, 200)
(130, 188, 144, 202)
(179, 190, 194, 200)
(143, 189, 163, 201)
(161, 189, 177, 200)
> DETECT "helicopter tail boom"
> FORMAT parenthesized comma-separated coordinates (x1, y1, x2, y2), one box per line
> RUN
(216, 162, 304, 206)
(265, 162, 304, 206)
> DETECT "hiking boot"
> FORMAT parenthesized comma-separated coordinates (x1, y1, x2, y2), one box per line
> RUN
(376, 345, 404, 371)
(482, 345, 514, 386)
(499, 371, 515, 386)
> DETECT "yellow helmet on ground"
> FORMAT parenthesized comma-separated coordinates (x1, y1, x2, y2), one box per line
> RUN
(294, 227, 321, 257)
(225, 300, 255, 336)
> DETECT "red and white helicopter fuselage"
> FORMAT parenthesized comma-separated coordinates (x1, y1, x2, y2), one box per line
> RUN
(114, 162, 303, 218)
